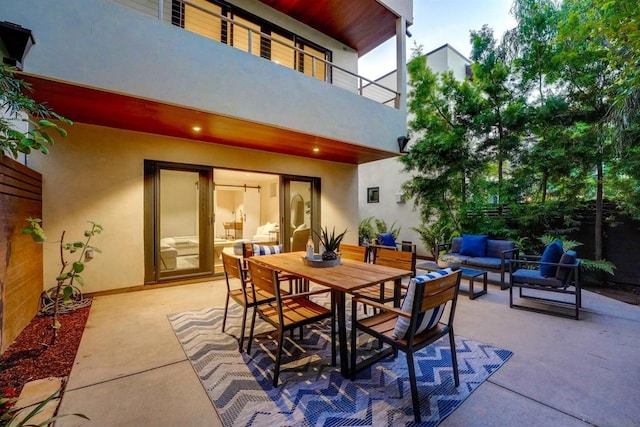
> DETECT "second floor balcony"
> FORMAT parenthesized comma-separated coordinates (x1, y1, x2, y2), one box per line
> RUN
(4, 0, 411, 162)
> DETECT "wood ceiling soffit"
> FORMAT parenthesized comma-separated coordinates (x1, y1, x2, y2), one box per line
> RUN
(19, 74, 398, 164)
(256, 0, 398, 55)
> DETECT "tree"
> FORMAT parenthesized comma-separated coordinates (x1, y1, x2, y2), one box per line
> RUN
(400, 50, 482, 233)
(469, 25, 527, 211)
(0, 64, 71, 158)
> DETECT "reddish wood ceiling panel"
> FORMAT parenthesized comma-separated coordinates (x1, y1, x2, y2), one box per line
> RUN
(20, 74, 397, 164)
(257, 0, 399, 55)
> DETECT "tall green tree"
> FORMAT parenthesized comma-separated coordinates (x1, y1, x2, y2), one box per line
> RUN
(401, 50, 482, 233)
(469, 26, 527, 211)
(549, 0, 616, 260)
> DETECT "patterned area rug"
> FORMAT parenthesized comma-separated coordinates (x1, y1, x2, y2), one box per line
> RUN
(169, 302, 513, 426)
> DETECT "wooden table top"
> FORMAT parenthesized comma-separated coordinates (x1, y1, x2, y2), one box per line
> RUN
(251, 251, 412, 293)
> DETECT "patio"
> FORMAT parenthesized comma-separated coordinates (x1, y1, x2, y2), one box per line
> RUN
(54, 276, 640, 426)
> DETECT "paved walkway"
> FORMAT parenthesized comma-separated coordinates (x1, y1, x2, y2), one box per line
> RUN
(56, 277, 640, 426)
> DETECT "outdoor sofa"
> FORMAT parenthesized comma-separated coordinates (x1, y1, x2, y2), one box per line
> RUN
(438, 235, 519, 289)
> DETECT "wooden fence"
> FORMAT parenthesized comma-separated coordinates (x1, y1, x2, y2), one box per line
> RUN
(0, 155, 43, 354)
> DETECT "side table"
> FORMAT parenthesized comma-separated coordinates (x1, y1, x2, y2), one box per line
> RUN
(418, 262, 488, 300)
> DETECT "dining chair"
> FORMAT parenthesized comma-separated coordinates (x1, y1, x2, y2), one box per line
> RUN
(246, 258, 336, 387)
(350, 269, 462, 423)
(221, 251, 284, 353)
(355, 247, 416, 310)
(242, 242, 303, 293)
(338, 243, 368, 262)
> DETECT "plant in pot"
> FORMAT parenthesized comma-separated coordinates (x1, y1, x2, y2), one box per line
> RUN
(436, 254, 462, 270)
(313, 226, 348, 261)
(23, 218, 103, 344)
(358, 217, 375, 246)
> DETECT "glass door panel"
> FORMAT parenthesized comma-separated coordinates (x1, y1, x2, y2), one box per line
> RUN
(144, 161, 213, 283)
(282, 176, 320, 252)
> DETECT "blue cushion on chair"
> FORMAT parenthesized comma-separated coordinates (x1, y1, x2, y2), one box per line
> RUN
(540, 240, 563, 277)
(252, 244, 282, 256)
(392, 269, 451, 339)
(460, 234, 488, 257)
(555, 250, 577, 283)
(377, 232, 396, 247)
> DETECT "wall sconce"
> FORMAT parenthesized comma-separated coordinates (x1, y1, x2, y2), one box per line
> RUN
(397, 136, 410, 153)
(0, 21, 35, 71)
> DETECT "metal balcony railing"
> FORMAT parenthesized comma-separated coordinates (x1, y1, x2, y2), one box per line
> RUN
(110, 0, 400, 108)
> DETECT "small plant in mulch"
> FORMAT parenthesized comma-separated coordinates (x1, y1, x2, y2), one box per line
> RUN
(23, 219, 103, 345)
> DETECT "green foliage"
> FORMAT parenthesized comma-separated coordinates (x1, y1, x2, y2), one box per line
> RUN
(23, 219, 103, 343)
(358, 217, 401, 245)
(358, 217, 376, 244)
(403, 0, 640, 281)
(0, 64, 72, 159)
(411, 217, 457, 259)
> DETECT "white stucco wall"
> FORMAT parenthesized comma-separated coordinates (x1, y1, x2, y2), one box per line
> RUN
(2, 0, 405, 152)
(29, 124, 359, 293)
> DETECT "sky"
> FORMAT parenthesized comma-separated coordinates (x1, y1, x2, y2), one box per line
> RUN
(358, 0, 518, 80)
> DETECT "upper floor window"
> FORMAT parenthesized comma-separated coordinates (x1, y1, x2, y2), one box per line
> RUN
(172, 0, 332, 82)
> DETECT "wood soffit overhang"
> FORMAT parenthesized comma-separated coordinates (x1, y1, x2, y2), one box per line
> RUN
(20, 74, 399, 165)
(257, 0, 400, 56)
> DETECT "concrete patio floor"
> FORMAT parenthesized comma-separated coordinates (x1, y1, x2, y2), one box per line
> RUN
(55, 275, 640, 426)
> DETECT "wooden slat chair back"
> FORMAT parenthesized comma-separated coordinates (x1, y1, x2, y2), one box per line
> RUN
(221, 251, 278, 353)
(338, 244, 368, 262)
(356, 247, 416, 309)
(246, 258, 336, 387)
(350, 270, 462, 423)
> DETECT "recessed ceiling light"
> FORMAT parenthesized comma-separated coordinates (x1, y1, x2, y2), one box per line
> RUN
(313, 147, 320, 152)
(192, 126, 201, 132)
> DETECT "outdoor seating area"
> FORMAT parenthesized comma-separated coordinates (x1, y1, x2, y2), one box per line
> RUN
(52, 271, 640, 426)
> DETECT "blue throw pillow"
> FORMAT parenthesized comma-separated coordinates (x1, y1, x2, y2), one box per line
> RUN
(392, 269, 451, 339)
(460, 234, 488, 257)
(377, 232, 396, 247)
(540, 240, 563, 277)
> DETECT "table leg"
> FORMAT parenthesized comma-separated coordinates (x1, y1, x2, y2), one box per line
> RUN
(333, 290, 349, 377)
(469, 276, 475, 300)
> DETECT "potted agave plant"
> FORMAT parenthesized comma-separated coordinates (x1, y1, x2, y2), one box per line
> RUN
(313, 226, 348, 261)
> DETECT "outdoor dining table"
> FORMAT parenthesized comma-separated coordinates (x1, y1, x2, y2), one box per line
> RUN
(251, 251, 413, 377)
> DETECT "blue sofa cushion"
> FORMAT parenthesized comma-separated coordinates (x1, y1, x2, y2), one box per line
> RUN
(512, 268, 563, 287)
(377, 232, 396, 247)
(555, 250, 577, 283)
(450, 237, 463, 253)
(393, 269, 452, 339)
(466, 257, 503, 270)
(486, 239, 516, 259)
(446, 253, 472, 263)
(540, 241, 563, 277)
(460, 234, 488, 257)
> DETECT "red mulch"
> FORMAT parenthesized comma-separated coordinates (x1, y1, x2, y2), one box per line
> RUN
(0, 304, 91, 397)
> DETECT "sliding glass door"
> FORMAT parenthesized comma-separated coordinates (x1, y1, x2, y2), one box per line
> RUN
(144, 161, 213, 283)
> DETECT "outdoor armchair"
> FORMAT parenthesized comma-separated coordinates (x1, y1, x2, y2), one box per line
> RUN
(509, 250, 582, 319)
(350, 269, 462, 423)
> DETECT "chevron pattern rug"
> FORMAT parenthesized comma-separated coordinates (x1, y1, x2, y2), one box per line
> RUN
(169, 301, 513, 426)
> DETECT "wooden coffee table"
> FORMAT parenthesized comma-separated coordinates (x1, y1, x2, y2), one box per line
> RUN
(418, 262, 488, 300)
